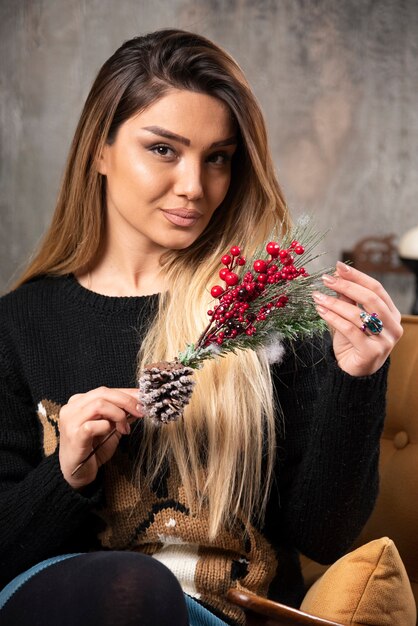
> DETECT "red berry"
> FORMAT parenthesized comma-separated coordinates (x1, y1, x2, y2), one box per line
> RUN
(221, 254, 232, 266)
(230, 246, 241, 256)
(219, 268, 229, 280)
(225, 272, 239, 286)
(257, 273, 268, 283)
(211, 285, 224, 298)
(266, 241, 280, 257)
(253, 259, 268, 273)
(207, 310, 213, 316)
(291, 240, 299, 248)
(237, 257, 246, 266)
(279, 249, 289, 260)
(294, 245, 305, 255)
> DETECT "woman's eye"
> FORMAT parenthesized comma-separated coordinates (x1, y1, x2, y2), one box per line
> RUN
(149, 144, 176, 159)
(207, 152, 231, 166)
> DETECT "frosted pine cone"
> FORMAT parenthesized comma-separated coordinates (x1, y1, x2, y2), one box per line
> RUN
(138, 360, 195, 424)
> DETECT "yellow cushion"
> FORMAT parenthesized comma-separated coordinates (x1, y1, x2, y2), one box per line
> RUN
(300, 537, 416, 625)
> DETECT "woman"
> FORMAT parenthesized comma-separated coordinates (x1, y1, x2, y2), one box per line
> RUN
(0, 29, 402, 625)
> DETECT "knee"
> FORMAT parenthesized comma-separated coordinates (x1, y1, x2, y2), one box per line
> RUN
(79, 552, 189, 625)
(84, 550, 181, 588)
(0, 552, 189, 626)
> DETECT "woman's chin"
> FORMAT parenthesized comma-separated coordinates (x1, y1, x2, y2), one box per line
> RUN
(157, 230, 203, 252)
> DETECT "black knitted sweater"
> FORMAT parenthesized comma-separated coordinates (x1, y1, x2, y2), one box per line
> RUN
(0, 275, 388, 619)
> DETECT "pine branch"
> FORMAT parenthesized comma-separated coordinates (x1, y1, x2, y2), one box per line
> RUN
(141, 217, 332, 420)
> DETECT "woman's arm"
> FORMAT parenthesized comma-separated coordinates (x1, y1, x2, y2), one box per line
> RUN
(0, 347, 102, 588)
(269, 334, 388, 564)
(267, 262, 402, 562)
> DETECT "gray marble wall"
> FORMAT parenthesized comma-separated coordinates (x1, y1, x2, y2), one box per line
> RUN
(1, 0, 417, 311)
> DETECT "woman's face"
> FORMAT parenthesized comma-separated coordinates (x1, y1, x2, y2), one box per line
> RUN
(98, 89, 237, 254)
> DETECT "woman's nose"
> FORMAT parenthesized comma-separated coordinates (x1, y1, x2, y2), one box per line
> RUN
(173, 159, 204, 201)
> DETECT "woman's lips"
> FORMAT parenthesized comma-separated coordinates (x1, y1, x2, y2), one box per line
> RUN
(161, 209, 201, 227)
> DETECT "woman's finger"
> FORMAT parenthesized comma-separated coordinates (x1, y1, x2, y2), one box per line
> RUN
(66, 387, 143, 419)
(321, 277, 396, 330)
(60, 398, 131, 437)
(312, 291, 400, 339)
(332, 262, 400, 316)
(78, 418, 118, 448)
(315, 302, 391, 349)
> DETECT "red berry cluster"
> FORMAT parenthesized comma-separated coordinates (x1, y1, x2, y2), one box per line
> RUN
(204, 241, 308, 346)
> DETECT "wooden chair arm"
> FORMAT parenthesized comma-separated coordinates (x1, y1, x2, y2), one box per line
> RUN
(226, 589, 343, 626)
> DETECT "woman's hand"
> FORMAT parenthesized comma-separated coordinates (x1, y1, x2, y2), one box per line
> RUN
(312, 261, 403, 377)
(58, 387, 144, 490)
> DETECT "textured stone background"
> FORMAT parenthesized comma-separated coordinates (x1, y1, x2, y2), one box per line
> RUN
(1, 0, 417, 311)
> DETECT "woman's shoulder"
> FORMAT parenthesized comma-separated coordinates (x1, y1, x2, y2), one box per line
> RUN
(0, 275, 68, 316)
(0, 275, 74, 349)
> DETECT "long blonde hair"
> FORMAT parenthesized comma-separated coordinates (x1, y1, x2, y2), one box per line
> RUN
(16, 30, 291, 537)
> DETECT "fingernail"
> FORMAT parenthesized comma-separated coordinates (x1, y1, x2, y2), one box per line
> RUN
(136, 403, 142, 412)
(322, 274, 336, 284)
(337, 261, 350, 273)
(315, 304, 328, 315)
(312, 291, 326, 303)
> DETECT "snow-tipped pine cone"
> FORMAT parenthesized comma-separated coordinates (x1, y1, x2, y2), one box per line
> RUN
(138, 360, 195, 424)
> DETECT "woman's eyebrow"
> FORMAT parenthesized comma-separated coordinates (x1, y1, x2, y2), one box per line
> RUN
(141, 126, 237, 148)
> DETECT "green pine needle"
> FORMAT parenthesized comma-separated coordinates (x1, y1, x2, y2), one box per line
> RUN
(178, 218, 332, 369)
